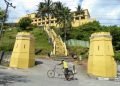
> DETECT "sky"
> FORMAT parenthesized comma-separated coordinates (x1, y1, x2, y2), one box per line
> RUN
(0, 0, 120, 26)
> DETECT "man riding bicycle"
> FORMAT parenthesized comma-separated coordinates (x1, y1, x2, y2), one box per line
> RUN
(58, 60, 71, 80)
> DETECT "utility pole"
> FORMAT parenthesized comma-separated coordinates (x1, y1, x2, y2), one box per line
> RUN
(0, 0, 15, 64)
(0, 0, 16, 39)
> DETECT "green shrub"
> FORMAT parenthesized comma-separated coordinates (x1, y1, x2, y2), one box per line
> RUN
(67, 46, 88, 59)
(0, 42, 14, 51)
(115, 51, 120, 62)
(18, 17, 32, 31)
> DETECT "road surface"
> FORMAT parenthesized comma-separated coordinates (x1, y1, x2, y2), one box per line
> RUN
(0, 59, 119, 86)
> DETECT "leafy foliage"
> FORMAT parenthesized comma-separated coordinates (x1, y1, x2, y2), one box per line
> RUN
(53, 2, 73, 41)
(63, 21, 101, 40)
(0, 8, 5, 22)
(115, 51, 120, 61)
(109, 26, 120, 50)
(76, 5, 84, 15)
(68, 46, 89, 59)
(37, 1, 73, 41)
(18, 17, 32, 31)
(37, 0, 53, 27)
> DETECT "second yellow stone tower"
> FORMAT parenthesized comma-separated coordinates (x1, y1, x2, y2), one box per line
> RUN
(88, 32, 117, 78)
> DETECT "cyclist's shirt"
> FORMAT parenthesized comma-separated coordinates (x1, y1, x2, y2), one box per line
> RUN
(63, 61, 68, 69)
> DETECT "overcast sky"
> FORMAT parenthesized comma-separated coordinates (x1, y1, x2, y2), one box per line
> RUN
(0, 0, 120, 26)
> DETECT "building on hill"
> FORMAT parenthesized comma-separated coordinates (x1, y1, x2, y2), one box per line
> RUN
(20, 9, 95, 27)
(71, 9, 95, 27)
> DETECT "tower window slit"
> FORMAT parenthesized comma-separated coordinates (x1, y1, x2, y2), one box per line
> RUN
(24, 45, 25, 49)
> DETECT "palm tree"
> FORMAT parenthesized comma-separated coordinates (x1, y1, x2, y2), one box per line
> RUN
(76, 5, 84, 15)
(77, 5, 81, 12)
(37, 1, 73, 41)
(53, 2, 73, 41)
(52, 1, 63, 16)
(37, 0, 53, 28)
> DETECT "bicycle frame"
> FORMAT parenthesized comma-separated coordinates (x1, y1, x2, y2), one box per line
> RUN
(52, 65, 64, 77)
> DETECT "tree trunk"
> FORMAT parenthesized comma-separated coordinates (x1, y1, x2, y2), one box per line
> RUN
(64, 19, 66, 42)
(0, 4, 8, 39)
(48, 13, 51, 29)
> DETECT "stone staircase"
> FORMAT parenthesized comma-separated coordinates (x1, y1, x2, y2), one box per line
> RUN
(44, 27, 68, 56)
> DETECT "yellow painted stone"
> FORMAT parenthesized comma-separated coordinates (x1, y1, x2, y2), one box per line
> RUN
(88, 32, 117, 78)
(10, 32, 35, 68)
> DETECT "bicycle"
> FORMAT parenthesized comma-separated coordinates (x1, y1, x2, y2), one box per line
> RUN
(47, 65, 74, 80)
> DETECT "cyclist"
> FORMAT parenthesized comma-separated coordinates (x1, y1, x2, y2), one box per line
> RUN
(58, 60, 69, 80)
(68, 62, 76, 74)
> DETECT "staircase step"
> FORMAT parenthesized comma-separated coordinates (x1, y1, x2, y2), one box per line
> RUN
(45, 27, 67, 56)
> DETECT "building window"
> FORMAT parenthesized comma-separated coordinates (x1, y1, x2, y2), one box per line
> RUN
(81, 16, 85, 19)
(82, 11, 85, 15)
(75, 12, 80, 16)
(39, 19, 41, 21)
(54, 20, 57, 23)
(42, 18, 45, 20)
(51, 16, 54, 19)
(38, 23, 41, 25)
(47, 17, 49, 20)
(46, 21, 49, 24)
(75, 17, 79, 20)
(51, 21, 54, 23)
(35, 19, 37, 21)
(42, 22, 45, 24)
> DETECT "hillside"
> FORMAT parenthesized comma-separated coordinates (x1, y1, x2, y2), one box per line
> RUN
(0, 27, 52, 55)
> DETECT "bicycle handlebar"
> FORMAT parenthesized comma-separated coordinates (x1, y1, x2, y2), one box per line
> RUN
(53, 64, 63, 70)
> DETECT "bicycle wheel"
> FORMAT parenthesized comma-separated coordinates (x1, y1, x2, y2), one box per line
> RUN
(47, 70, 55, 78)
(68, 70, 74, 79)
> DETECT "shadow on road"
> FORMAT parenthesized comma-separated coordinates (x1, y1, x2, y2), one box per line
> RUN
(0, 72, 30, 86)
(35, 60, 43, 65)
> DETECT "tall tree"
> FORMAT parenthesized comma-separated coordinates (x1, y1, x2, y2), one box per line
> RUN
(37, 0, 53, 28)
(53, 2, 73, 41)
(76, 5, 84, 15)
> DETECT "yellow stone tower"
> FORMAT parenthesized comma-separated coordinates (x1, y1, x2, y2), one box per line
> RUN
(10, 32, 35, 68)
(88, 32, 117, 78)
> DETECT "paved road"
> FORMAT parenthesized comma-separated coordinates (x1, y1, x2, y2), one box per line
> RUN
(0, 59, 119, 86)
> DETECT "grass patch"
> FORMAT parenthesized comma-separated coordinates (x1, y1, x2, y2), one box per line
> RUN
(0, 28, 17, 51)
(31, 28, 52, 55)
(0, 27, 52, 55)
